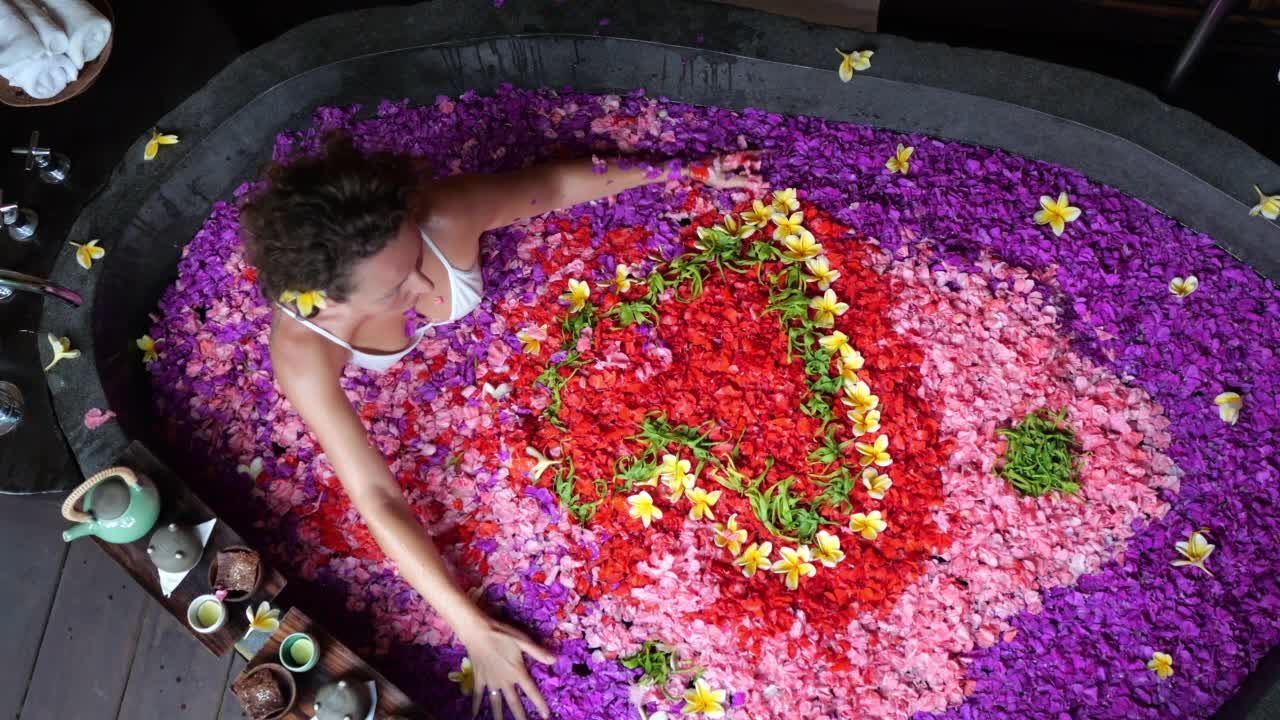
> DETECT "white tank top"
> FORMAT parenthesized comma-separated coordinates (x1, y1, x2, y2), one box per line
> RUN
(276, 227, 484, 373)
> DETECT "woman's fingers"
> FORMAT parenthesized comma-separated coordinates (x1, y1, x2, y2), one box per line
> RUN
(489, 687, 504, 720)
(515, 665, 552, 719)
(507, 628, 557, 665)
(471, 672, 486, 718)
(503, 686, 528, 720)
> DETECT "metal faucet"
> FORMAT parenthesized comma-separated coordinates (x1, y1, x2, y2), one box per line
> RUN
(0, 381, 22, 438)
(0, 189, 38, 241)
(0, 269, 82, 306)
(12, 131, 71, 185)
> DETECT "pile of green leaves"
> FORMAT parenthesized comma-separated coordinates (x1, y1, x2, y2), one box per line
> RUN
(620, 640, 703, 699)
(996, 407, 1085, 497)
(547, 455, 607, 524)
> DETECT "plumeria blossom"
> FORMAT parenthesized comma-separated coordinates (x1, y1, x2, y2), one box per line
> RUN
(819, 330, 855, 361)
(721, 213, 756, 240)
(712, 514, 748, 556)
(1172, 529, 1215, 576)
(842, 380, 879, 413)
(136, 335, 159, 363)
(812, 530, 846, 568)
(849, 510, 888, 540)
(659, 454, 696, 501)
(809, 289, 849, 327)
(1251, 185, 1280, 220)
(802, 255, 841, 290)
(771, 187, 799, 213)
(849, 409, 882, 436)
(1148, 652, 1174, 679)
(43, 334, 81, 372)
(69, 239, 105, 270)
(1033, 192, 1083, 236)
(562, 278, 591, 312)
(236, 457, 264, 480)
(682, 678, 727, 718)
(244, 601, 280, 637)
(741, 199, 774, 227)
(1214, 391, 1243, 425)
(770, 545, 818, 590)
(627, 490, 663, 528)
(734, 541, 772, 578)
(601, 264, 633, 293)
(143, 127, 179, 161)
(781, 231, 822, 263)
(516, 325, 548, 354)
(771, 211, 806, 240)
(836, 48, 873, 82)
(855, 434, 892, 467)
(448, 657, 475, 696)
(1168, 275, 1199, 297)
(525, 446, 562, 481)
(279, 289, 327, 317)
(861, 468, 892, 499)
(686, 485, 721, 521)
(885, 144, 914, 174)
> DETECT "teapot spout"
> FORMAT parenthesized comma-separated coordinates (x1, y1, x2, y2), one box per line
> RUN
(62, 522, 95, 543)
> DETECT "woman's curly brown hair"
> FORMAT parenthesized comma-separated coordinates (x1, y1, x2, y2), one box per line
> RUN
(240, 132, 418, 303)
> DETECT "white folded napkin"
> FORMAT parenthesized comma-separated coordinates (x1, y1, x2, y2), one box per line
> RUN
(39, 0, 108, 68)
(0, 48, 77, 98)
(0, 0, 43, 68)
(9, 0, 67, 54)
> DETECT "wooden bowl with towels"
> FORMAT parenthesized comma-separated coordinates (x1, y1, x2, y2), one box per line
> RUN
(0, 0, 114, 107)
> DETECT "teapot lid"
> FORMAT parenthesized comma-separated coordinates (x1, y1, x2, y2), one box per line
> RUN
(87, 478, 131, 521)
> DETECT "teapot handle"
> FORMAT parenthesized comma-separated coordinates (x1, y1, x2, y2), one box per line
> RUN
(61, 466, 141, 523)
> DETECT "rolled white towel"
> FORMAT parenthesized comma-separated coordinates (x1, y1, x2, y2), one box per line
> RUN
(39, 0, 108, 68)
(9, 0, 67, 54)
(0, 0, 43, 67)
(0, 49, 76, 98)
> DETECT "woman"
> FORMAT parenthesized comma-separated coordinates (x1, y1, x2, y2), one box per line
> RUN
(240, 134, 749, 720)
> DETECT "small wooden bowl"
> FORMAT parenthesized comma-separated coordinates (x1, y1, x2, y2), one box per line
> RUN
(0, 0, 115, 107)
(233, 663, 296, 720)
(208, 545, 263, 602)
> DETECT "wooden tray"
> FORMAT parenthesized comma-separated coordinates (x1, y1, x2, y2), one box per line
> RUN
(85, 440, 287, 657)
(0, 0, 114, 107)
(238, 607, 422, 720)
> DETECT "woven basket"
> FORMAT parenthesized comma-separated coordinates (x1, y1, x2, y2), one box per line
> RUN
(0, 0, 115, 108)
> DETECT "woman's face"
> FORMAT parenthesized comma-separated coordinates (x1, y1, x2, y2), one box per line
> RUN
(345, 220, 434, 315)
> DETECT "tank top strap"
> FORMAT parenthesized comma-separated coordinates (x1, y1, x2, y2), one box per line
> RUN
(275, 302, 356, 352)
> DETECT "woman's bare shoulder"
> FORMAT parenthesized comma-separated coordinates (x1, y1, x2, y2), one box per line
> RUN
(268, 308, 349, 392)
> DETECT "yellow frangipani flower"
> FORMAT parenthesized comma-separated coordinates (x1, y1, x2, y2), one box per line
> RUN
(660, 454, 697, 502)
(803, 255, 841, 291)
(279, 289, 327, 317)
(855, 434, 892, 467)
(885, 144, 914, 174)
(809, 289, 849, 327)
(770, 545, 817, 590)
(136, 335, 159, 363)
(1171, 529, 1214, 576)
(1251, 185, 1280, 220)
(772, 211, 805, 240)
(781, 231, 823, 263)
(842, 380, 879, 414)
(836, 48, 873, 82)
(525, 446, 561, 481)
(516, 325, 548, 354)
(562, 278, 591, 312)
(1033, 192, 1083, 236)
(849, 510, 887, 540)
(43, 333, 80, 371)
(627, 490, 663, 528)
(1148, 652, 1174, 679)
(448, 657, 475, 696)
(838, 361, 861, 385)
(742, 199, 774, 228)
(686, 485, 722, 521)
(772, 187, 800, 213)
(681, 678, 728, 718)
(849, 408, 882, 437)
(712, 514, 749, 556)
(244, 601, 281, 637)
(735, 541, 772, 578)
(812, 530, 845, 568)
(69, 238, 105, 270)
(1168, 275, 1199, 298)
(600, 264, 632, 293)
(1214, 391, 1243, 425)
(143, 127, 179, 161)
(861, 468, 892, 499)
(722, 213, 756, 240)
(819, 330, 852, 357)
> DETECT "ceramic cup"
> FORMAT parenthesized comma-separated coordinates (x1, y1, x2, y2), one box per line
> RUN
(187, 594, 227, 634)
(279, 632, 319, 672)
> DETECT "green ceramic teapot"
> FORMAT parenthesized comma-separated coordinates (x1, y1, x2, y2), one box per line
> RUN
(61, 467, 160, 543)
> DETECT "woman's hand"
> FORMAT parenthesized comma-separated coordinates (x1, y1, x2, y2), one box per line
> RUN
(461, 616, 556, 720)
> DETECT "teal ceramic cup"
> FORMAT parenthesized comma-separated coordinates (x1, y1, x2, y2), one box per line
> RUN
(279, 632, 319, 672)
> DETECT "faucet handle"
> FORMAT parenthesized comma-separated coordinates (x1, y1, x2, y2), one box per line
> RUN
(12, 131, 69, 184)
(0, 189, 17, 218)
(11, 131, 50, 172)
